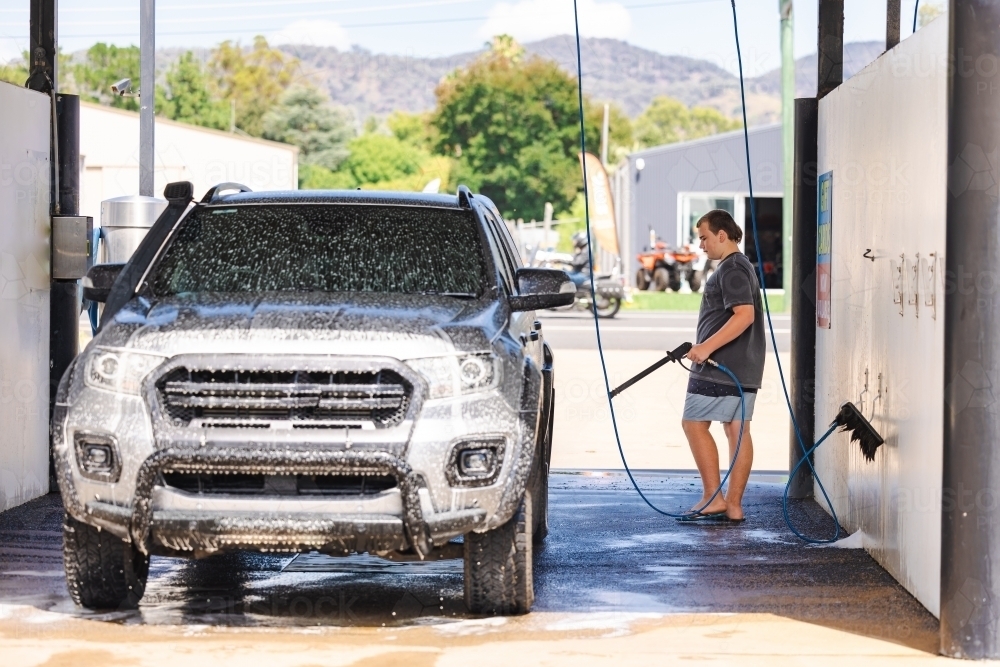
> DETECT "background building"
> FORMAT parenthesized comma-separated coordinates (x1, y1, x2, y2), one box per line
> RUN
(612, 124, 784, 287)
(78, 102, 299, 221)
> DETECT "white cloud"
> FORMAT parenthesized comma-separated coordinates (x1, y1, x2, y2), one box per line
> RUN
(478, 0, 631, 43)
(269, 19, 351, 50)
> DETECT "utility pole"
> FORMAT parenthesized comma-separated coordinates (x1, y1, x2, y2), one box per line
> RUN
(941, 0, 1000, 658)
(140, 0, 155, 196)
(779, 0, 793, 308)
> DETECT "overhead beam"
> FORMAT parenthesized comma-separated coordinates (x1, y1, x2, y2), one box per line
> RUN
(817, 0, 844, 99)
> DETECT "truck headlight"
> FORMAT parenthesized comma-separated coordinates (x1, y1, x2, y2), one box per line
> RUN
(407, 353, 500, 399)
(84, 347, 167, 396)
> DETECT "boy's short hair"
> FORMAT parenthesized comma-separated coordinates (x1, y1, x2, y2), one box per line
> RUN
(697, 209, 743, 244)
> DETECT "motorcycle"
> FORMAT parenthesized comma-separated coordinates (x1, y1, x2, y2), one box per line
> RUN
(535, 252, 625, 318)
(572, 272, 625, 318)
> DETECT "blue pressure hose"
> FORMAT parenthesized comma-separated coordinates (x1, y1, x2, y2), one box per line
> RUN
(572, 0, 843, 540)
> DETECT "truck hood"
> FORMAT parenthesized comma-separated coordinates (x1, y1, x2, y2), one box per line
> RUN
(93, 292, 504, 359)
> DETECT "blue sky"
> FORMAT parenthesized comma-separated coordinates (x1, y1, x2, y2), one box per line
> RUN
(0, 0, 937, 77)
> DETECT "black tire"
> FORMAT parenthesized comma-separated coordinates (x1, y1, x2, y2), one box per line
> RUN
(668, 267, 682, 292)
(652, 267, 670, 291)
(635, 269, 650, 291)
(689, 270, 704, 293)
(464, 497, 534, 615)
(63, 514, 149, 610)
(595, 296, 622, 318)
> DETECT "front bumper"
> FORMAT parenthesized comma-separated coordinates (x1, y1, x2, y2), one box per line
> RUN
(70, 446, 486, 557)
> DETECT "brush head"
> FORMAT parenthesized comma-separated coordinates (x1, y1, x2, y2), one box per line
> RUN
(833, 402, 885, 462)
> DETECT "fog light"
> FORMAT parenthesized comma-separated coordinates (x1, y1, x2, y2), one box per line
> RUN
(74, 433, 120, 482)
(81, 444, 112, 471)
(460, 449, 491, 476)
(448, 439, 505, 487)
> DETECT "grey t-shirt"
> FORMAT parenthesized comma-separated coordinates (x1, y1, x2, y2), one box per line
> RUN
(690, 252, 766, 389)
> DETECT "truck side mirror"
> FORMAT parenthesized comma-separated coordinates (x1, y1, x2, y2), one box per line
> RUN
(82, 263, 126, 303)
(509, 268, 575, 312)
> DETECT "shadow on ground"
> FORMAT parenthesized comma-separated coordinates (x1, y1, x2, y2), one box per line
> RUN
(0, 472, 938, 652)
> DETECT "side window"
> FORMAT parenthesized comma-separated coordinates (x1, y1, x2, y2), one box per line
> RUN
(494, 214, 524, 269)
(480, 213, 514, 295)
(483, 209, 520, 291)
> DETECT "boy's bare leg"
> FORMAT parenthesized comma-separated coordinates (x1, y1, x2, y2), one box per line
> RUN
(681, 420, 727, 514)
(722, 419, 754, 520)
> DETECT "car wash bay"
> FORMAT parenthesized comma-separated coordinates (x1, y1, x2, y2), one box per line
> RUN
(5, 0, 1000, 662)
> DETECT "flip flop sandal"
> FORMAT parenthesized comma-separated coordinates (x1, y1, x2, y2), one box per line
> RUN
(708, 515, 746, 524)
(676, 510, 728, 522)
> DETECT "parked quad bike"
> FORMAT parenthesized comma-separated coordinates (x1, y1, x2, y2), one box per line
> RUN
(635, 242, 713, 293)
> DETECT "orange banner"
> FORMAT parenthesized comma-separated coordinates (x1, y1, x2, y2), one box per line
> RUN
(579, 152, 620, 258)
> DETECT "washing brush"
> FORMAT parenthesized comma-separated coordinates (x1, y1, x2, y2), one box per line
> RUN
(832, 402, 884, 462)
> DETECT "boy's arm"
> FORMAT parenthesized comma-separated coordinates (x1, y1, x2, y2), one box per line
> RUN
(686, 305, 754, 364)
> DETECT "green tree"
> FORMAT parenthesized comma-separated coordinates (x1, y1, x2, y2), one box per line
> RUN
(70, 43, 141, 110)
(262, 86, 354, 170)
(298, 163, 356, 189)
(387, 111, 433, 150)
(584, 102, 634, 165)
(634, 96, 741, 148)
(432, 37, 585, 219)
(341, 133, 426, 186)
(156, 52, 230, 130)
(918, 1, 944, 27)
(209, 36, 298, 137)
(0, 54, 28, 86)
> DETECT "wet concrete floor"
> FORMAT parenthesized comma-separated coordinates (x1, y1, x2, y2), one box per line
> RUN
(0, 472, 941, 664)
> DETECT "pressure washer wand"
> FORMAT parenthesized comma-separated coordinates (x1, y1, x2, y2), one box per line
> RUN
(609, 342, 693, 399)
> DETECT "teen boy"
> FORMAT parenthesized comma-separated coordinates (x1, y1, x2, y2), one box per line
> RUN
(680, 209, 765, 524)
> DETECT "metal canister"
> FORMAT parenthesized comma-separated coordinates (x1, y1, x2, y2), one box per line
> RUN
(99, 195, 168, 264)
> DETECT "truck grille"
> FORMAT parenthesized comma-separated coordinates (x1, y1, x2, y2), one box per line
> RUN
(157, 368, 411, 428)
(161, 472, 397, 496)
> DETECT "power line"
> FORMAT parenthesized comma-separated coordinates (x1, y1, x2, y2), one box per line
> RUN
(0, 0, 482, 26)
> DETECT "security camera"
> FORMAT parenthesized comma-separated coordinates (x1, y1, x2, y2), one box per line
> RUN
(111, 78, 132, 96)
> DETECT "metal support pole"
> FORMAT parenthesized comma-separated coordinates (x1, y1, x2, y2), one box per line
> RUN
(886, 0, 901, 50)
(780, 0, 794, 309)
(27, 0, 56, 93)
(49, 95, 80, 411)
(817, 0, 844, 99)
(788, 97, 818, 498)
(941, 0, 1000, 658)
(139, 0, 155, 196)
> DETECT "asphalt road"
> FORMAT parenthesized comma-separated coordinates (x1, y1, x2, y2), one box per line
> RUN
(537, 310, 791, 352)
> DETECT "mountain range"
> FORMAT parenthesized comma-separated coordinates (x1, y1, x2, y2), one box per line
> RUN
(276, 37, 886, 126)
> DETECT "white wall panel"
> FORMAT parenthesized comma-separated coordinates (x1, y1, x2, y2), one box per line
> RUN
(816, 18, 947, 616)
(0, 82, 52, 511)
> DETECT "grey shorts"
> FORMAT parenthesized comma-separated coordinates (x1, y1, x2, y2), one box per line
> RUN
(682, 391, 757, 422)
